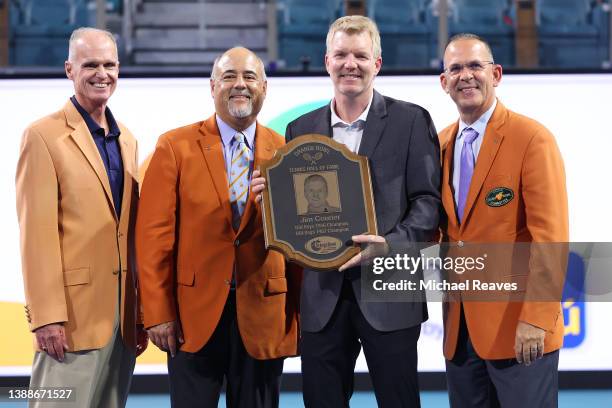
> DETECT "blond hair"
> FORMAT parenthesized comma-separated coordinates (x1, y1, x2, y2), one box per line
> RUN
(326, 16, 381, 59)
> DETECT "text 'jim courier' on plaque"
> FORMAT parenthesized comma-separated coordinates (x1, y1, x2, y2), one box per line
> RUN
(259, 134, 377, 271)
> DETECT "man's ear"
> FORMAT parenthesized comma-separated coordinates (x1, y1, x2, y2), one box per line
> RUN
(492, 64, 503, 87)
(373, 56, 382, 75)
(65, 61, 72, 80)
(439, 72, 449, 94)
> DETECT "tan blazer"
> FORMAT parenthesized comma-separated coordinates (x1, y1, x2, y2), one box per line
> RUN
(439, 101, 568, 360)
(16, 100, 140, 352)
(136, 115, 300, 358)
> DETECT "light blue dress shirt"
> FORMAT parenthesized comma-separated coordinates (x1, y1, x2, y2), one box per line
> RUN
(215, 115, 256, 185)
(452, 99, 497, 207)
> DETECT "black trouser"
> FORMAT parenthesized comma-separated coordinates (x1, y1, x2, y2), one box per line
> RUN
(168, 292, 283, 408)
(446, 306, 559, 408)
(301, 281, 422, 408)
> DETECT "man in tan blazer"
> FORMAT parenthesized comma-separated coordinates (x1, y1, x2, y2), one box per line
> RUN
(136, 47, 300, 408)
(16, 28, 147, 408)
(438, 33, 568, 407)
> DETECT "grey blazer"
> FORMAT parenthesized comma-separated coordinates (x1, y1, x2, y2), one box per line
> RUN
(285, 90, 441, 332)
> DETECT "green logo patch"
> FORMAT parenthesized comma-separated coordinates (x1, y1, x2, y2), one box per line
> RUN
(485, 187, 514, 207)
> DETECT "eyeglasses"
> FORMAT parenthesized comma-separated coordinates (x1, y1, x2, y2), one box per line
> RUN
(444, 61, 495, 76)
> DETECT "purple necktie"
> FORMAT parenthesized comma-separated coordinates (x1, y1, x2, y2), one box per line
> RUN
(457, 127, 479, 223)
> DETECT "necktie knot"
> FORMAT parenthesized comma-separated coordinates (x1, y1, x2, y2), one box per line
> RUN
(462, 127, 479, 145)
(233, 131, 246, 147)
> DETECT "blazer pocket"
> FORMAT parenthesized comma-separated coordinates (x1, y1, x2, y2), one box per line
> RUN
(265, 277, 287, 296)
(63, 267, 90, 286)
(177, 268, 195, 286)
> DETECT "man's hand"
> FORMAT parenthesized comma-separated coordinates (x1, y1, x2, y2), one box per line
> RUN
(251, 169, 266, 203)
(339, 234, 390, 272)
(135, 325, 149, 357)
(515, 321, 545, 365)
(35, 323, 68, 362)
(147, 321, 184, 358)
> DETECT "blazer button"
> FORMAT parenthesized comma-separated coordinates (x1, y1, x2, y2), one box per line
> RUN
(234, 239, 240, 247)
(457, 240, 464, 248)
(224, 279, 231, 285)
(113, 270, 120, 275)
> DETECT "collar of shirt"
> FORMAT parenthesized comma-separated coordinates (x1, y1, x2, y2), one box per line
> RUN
(70, 96, 121, 139)
(216, 115, 256, 151)
(330, 93, 373, 129)
(454, 98, 497, 152)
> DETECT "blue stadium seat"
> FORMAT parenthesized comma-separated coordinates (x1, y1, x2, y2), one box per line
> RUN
(368, 0, 432, 69)
(10, 0, 90, 66)
(107, 0, 121, 13)
(447, 0, 515, 66)
(536, 0, 605, 68)
(277, 0, 343, 69)
(537, 0, 591, 27)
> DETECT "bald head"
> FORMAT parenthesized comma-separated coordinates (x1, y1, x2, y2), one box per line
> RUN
(211, 47, 266, 81)
(210, 47, 268, 131)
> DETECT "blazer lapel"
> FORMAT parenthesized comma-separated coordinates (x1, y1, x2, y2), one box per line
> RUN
(442, 122, 460, 228)
(358, 90, 387, 158)
(311, 106, 333, 137)
(198, 116, 234, 229)
(237, 123, 275, 234)
(460, 102, 506, 231)
(64, 101, 117, 221)
(118, 134, 134, 223)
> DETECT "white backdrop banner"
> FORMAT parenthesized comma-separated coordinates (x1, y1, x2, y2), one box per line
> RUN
(1, 74, 611, 374)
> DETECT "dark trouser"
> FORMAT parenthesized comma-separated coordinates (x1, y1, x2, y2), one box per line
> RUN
(168, 292, 283, 408)
(446, 306, 559, 408)
(301, 281, 422, 408)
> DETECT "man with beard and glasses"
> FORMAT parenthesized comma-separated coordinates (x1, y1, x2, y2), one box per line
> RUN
(438, 33, 568, 407)
(136, 47, 300, 408)
(253, 15, 441, 407)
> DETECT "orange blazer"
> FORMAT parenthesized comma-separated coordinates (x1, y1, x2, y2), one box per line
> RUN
(439, 101, 568, 360)
(136, 115, 300, 358)
(16, 100, 141, 352)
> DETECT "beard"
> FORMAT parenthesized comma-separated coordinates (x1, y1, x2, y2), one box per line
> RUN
(228, 92, 253, 118)
(228, 101, 252, 118)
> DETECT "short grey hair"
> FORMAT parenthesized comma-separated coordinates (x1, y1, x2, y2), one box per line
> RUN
(68, 27, 117, 62)
(210, 47, 267, 81)
(445, 33, 494, 62)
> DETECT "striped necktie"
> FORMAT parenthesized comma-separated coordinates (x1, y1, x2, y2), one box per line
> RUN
(229, 131, 251, 230)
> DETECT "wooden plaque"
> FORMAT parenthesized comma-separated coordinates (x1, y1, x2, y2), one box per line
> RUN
(260, 134, 377, 271)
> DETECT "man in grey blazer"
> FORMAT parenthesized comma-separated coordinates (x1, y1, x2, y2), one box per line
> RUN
(254, 16, 440, 407)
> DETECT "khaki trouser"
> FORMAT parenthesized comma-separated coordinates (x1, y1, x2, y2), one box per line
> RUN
(29, 282, 135, 408)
